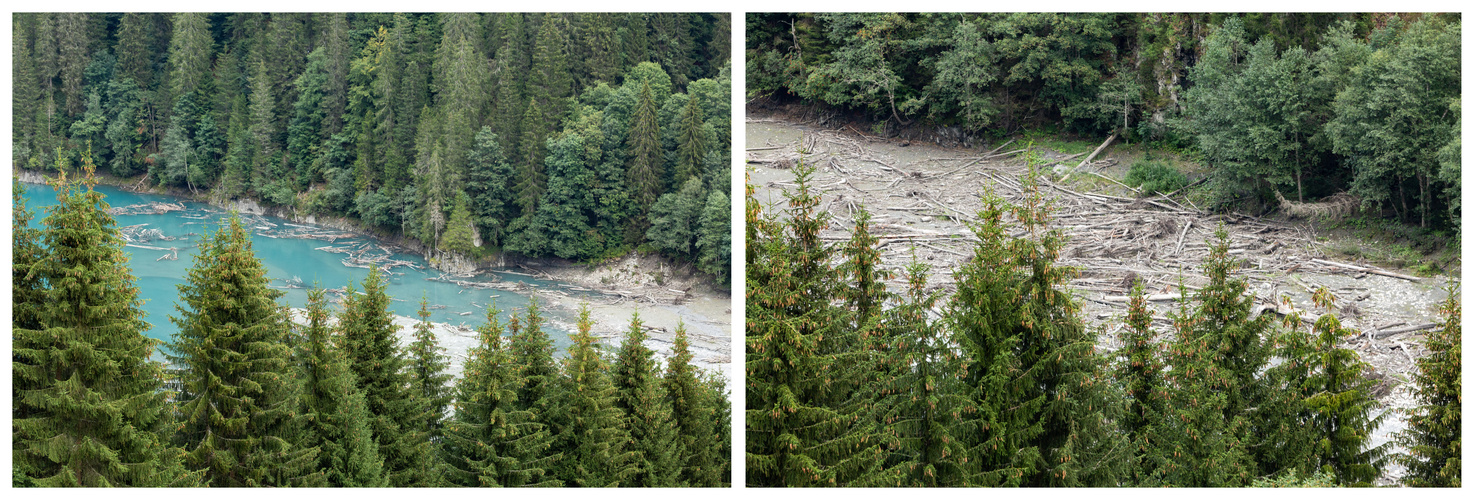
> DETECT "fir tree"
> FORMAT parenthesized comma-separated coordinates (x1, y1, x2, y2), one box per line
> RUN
(1398, 286, 1462, 487)
(664, 322, 723, 487)
(508, 297, 560, 417)
(167, 13, 213, 103)
(1115, 280, 1167, 483)
(407, 293, 454, 443)
(339, 266, 433, 487)
(674, 91, 708, 187)
(876, 254, 970, 486)
(168, 214, 322, 487)
(746, 160, 888, 486)
(441, 302, 562, 487)
(295, 287, 387, 487)
(947, 169, 1128, 487)
(1299, 289, 1388, 486)
(553, 304, 638, 486)
(1150, 234, 1258, 486)
(612, 312, 684, 486)
(626, 81, 662, 222)
(13, 158, 201, 487)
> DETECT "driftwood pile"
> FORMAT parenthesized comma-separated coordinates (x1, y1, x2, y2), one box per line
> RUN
(745, 119, 1445, 348)
(107, 201, 186, 216)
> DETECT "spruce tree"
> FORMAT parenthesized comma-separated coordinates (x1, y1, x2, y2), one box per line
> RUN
(674, 94, 708, 187)
(339, 267, 433, 486)
(1115, 280, 1168, 483)
(1150, 234, 1258, 486)
(407, 293, 451, 486)
(612, 312, 684, 486)
(508, 297, 560, 417)
(746, 161, 887, 486)
(553, 304, 638, 486)
(665, 322, 724, 487)
(168, 214, 322, 487)
(295, 287, 387, 487)
(947, 170, 1128, 487)
(1299, 289, 1388, 486)
(1398, 286, 1462, 487)
(442, 302, 562, 487)
(625, 81, 662, 224)
(13, 160, 201, 487)
(876, 254, 970, 486)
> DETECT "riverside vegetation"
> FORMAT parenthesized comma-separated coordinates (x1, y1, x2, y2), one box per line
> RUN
(747, 13, 1459, 234)
(13, 12, 731, 282)
(744, 159, 1460, 487)
(13, 162, 732, 487)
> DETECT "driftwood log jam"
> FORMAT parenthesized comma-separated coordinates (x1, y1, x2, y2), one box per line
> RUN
(1059, 133, 1116, 182)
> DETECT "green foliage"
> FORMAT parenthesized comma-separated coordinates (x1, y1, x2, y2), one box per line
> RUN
(1298, 289, 1388, 486)
(612, 312, 684, 486)
(646, 176, 707, 261)
(1251, 469, 1337, 487)
(441, 302, 562, 487)
(12, 13, 730, 281)
(1122, 159, 1188, 195)
(665, 322, 727, 487)
(339, 267, 433, 486)
(407, 294, 454, 443)
(553, 304, 638, 486)
(168, 214, 323, 486)
(12, 161, 201, 487)
(1327, 18, 1460, 228)
(745, 160, 890, 486)
(1398, 287, 1462, 487)
(295, 287, 388, 487)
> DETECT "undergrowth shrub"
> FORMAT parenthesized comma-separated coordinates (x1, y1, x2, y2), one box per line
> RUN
(1123, 160, 1188, 195)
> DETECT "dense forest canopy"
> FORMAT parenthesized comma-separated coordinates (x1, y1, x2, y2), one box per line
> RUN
(13, 12, 732, 281)
(747, 13, 1459, 230)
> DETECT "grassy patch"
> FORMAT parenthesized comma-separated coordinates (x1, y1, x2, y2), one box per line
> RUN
(1321, 215, 1459, 277)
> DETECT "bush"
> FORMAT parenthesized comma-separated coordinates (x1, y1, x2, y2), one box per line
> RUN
(1123, 159, 1188, 195)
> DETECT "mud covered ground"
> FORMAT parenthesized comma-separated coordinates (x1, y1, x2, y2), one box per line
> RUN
(747, 115, 1457, 485)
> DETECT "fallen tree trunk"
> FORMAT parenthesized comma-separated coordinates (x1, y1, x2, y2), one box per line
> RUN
(1060, 133, 1117, 182)
(1311, 258, 1421, 282)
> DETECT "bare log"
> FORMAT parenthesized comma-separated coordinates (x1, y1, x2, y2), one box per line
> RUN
(1310, 258, 1422, 282)
(1372, 322, 1438, 339)
(1060, 133, 1117, 182)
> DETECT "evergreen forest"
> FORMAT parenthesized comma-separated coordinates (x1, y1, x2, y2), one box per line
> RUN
(744, 159, 1461, 487)
(12, 12, 733, 282)
(14, 165, 733, 487)
(747, 13, 1460, 232)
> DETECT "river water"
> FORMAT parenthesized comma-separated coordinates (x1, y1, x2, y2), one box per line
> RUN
(17, 181, 578, 353)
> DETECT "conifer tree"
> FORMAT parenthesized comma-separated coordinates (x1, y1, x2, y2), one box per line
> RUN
(746, 161, 888, 486)
(442, 303, 562, 487)
(295, 287, 387, 487)
(13, 159, 201, 487)
(168, 214, 322, 487)
(167, 13, 213, 103)
(876, 254, 970, 486)
(674, 93, 708, 187)
(1299, 289, 1388, 485)
(947, 170, 1128, 487)
(407, 293, 454, 443)
(1116, 280, 1167, 483)
(626, 81, 662, 222)
(1398, 286, 1462, 487)
(12, 179, 45, 334)
(1149, 235, 1258, 486)
(339, 267, 433, 487)
(508, 297, 560, 416)
(553, 304, 638, 486)
(612, 312, 684, 486)
(664, 322, 723, 487)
